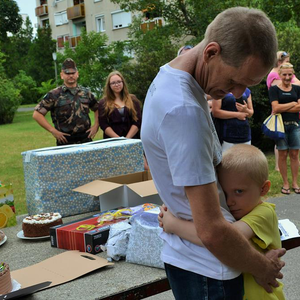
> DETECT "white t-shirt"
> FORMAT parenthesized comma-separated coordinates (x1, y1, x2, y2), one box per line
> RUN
(141, 64, 240, 280)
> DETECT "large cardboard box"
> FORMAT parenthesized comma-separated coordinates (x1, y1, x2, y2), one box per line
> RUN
(73, 171, 163, 212)
(50, 213, 127, 254)
(21, 138, 144, 217)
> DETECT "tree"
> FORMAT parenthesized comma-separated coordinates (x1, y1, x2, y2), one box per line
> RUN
(0, 52, 21, 124)
(60, 29, 131, 97)
(0, 0, 22, 41)
(26, 26, 56, 86)
(120, 25, 178, 102)
(3, 16, 34, 78)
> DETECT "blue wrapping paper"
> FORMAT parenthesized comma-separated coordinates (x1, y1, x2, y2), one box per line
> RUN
(21, 138, 144, 217)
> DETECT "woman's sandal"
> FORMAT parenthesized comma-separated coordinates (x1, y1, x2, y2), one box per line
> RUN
(281, 187, 290, 195)
(292, 187, 300, 194)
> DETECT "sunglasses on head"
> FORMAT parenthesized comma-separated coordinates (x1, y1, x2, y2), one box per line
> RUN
(183, 45, 193, 50)
(281, 52, 288, 59)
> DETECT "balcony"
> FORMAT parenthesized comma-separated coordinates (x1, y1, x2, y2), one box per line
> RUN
(35, 4, 48, 17)
(140, 17, 163, 33)
(57, 35, 69, 48)
(69, 35, 81, 48)
(67, 3, 85, 20)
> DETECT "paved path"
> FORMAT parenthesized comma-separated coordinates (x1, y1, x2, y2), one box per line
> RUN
(17, 106, 35, 112)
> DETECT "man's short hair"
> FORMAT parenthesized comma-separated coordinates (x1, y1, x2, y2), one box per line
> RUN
(219, 144, 269, 187)
(62, 58, 77, 74)
(204, 7, 277, 69)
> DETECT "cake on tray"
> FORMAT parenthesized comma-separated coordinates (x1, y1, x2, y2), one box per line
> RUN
(0, 262, 13, 295)
(22, 213, 63, 237)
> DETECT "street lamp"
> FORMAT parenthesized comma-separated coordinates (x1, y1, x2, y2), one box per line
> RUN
(52, 52, 58, 87)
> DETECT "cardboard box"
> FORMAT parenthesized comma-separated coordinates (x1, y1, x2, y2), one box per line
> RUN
(73, 171, 163, 212)
(0, 183, 17, 228)
(21, 138, 144, 217)
(10, 251, 112, 293)
(50, 213, 127, 254)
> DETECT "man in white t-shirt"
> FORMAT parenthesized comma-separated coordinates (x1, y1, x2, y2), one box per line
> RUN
(141, 7, 285, 300)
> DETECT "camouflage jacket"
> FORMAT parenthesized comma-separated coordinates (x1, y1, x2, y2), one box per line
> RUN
(35, 84, 98, 134)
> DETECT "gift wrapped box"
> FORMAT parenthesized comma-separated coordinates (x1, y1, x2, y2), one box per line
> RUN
(21, 138, 144, 217)
(126, 210, 164, 269)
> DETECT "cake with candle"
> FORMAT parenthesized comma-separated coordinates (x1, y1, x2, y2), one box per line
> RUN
(22, 212, 63, 237)
(0, 263, 12, 295)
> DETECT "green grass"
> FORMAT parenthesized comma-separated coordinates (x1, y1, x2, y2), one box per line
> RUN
(0, 105, 292, 216)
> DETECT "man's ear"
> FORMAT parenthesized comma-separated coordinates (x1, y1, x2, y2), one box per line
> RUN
(203, 42, 221, 64)
(261, 180, 271, 196)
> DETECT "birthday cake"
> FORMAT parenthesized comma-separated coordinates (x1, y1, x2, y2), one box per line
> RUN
(0, 263, 12, 295)
(22, 213, 63, 237)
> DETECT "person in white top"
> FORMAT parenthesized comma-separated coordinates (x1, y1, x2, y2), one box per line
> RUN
(141, 6, 285, 300)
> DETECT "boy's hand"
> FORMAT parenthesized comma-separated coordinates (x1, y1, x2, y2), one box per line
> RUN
(158, 205, 177, 234)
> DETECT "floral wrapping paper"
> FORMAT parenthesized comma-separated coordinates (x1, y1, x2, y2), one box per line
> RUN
(21, 138, 144, 217)
(126, 211, 164, 269)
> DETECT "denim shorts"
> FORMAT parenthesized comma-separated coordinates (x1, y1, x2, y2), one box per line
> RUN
(164, 263, 244, 300)
(276, 123, 300, 150)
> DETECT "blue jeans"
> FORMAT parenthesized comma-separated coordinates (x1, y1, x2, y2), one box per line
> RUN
(165, 263, 244, 300)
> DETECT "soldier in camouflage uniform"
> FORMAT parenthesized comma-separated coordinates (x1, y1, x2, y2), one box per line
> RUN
(33, 58, 99, 145)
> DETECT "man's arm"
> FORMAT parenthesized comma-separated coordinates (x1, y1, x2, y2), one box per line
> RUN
(186, 183, 285, 292)
(32, 111, 70, 143)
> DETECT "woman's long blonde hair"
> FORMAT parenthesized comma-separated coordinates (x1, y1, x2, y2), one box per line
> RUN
(102, 71, 138, 122)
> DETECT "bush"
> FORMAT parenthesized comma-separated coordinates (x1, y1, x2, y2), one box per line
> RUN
(0, 77, 21, 124)
(33, 79, 56, 102)
(13, 70, 38, 104)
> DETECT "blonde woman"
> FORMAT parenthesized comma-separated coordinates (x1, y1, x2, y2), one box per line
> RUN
(267, 51, 300, 89)
(269, 63, 300, 194)
(98, 71, 142, 139)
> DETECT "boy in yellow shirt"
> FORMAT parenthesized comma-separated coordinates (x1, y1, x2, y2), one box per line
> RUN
(159, 144, 285, 300)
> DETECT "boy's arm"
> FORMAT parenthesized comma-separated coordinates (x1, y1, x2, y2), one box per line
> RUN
(159, 206, 254, 246)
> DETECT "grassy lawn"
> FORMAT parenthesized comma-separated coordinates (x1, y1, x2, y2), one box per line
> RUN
(0, 105, 290, 216)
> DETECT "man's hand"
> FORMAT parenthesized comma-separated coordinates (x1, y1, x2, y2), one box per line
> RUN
(50, 128, 70, 144)
(254, 248, 286, 293)
(86, 124, 99, 139)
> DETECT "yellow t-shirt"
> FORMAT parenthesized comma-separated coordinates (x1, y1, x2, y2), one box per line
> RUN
(241, 202, 285, 300)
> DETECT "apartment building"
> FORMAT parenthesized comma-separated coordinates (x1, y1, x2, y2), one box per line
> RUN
(35, 0, 137, 50)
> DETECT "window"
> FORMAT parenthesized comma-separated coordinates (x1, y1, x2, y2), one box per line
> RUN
(94, 0, 102, 2)
(57, 35, 69, 48)
(111, 10, 131, 29)
(96, 15, 105, 32)
(54, 11, 68, 26)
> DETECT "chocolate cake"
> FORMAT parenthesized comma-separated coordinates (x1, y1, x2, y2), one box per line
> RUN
(22, 213, 63, 237)
(0, 263, 12, 295)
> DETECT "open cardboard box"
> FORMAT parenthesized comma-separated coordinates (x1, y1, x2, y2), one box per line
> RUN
(73, 171, 163, 212)
(4, 251, 112, 299)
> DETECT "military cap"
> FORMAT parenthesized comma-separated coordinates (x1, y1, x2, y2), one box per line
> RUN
(62, 58, 77, 74)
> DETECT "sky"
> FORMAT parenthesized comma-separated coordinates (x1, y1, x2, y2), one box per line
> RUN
(15, 0, 38, 29)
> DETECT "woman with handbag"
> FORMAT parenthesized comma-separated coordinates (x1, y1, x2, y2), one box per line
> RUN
(269, 63, 300, 194)
(266, 51, 300, 171)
